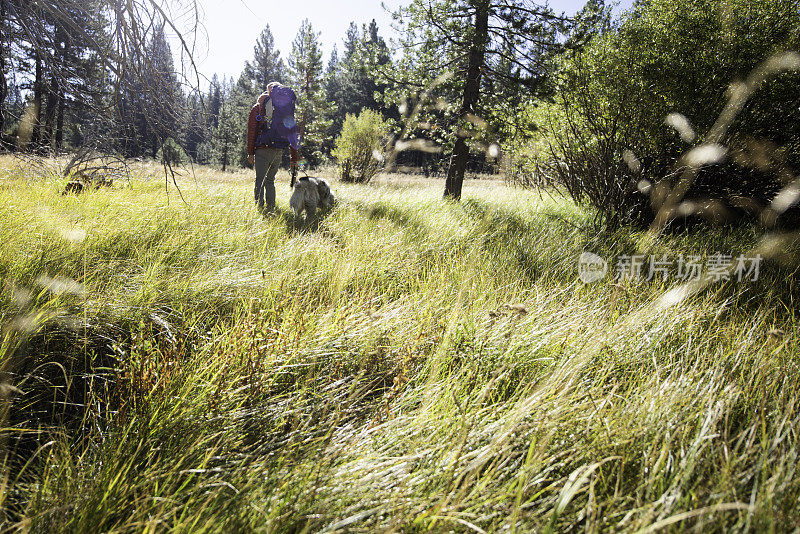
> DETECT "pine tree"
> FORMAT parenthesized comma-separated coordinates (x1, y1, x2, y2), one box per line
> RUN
(117, 24, 184, 158)
(343, 22, 359, 61)
(390, 0, 572, 199)
(325, 20, 393, 156)
(44, 1, 109, 151)
(207, 74, 222, 128)
(184, 92, 206, 161)
(242, 25, 285, 94)
(229, 77, 256, 168)
(211, 78, 241, 171)
(3, 0, 115, 152)
(288, 19, 333, 166)
(1, 0, 207, 159)
(324, 45, 340, 99)
(0, 0, 10, 144)
(323, 45, 343, 155)
(218, 23, 288, 168)
(150, 25, 184, 158)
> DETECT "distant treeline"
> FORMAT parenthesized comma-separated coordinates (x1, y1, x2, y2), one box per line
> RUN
(0, 1, 601, 189)
(3, 0, 799, 220)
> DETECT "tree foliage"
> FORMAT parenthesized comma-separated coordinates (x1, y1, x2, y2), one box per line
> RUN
(326, 20, 393, 138)
(1, 0, 203, 160)
(118, 25, 184, 159)
(541, 0, 800, 227)
(386, 0, 580, 198)
(241, 25, 285, 94)
(289, 19, 332, 167)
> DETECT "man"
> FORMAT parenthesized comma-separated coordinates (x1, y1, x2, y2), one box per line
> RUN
(246, 82, 300, 213)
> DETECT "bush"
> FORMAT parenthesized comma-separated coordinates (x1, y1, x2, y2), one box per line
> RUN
(333, 109, 390, 183)
(546, 0, 800, 227)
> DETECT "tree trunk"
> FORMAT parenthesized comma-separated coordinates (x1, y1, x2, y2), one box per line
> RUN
(0, 64, 4, 147)
(299, 71, 310, 149)
(31, 50, 43, 148)
(43, 23, 66, 152)
(44, 73, 58, 151)
(444, 0, 490, 201)
(221, 129, 229, 171)
(55, 33, 70, 151)
(0, 0, 6, 145)
(56, 86, 66, 151)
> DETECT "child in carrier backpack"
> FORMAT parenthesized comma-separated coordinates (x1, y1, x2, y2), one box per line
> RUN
(246, 82, 301, 213)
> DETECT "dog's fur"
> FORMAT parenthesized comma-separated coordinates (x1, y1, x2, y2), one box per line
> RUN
(289, 176, 335, 219)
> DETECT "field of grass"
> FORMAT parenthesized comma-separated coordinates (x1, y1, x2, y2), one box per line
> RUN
(1, 156, 799, 532)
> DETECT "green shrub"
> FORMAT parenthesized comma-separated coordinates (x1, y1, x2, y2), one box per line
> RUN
(333, 109, 390, 183)
(546, 0, 800, 227)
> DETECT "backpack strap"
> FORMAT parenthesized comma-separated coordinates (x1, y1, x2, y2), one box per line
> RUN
(261, 96, 269, 118)
(258, 97, 273, 133)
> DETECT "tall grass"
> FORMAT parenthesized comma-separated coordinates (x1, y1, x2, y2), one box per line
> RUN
(1, 156, 798, 532)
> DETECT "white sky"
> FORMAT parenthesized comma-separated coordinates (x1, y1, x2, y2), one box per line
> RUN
(172, 0, 631, 88)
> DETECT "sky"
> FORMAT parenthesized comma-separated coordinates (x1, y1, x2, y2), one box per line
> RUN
(172, 0, 632, 88)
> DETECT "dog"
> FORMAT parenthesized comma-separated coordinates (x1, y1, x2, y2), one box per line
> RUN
(290, 176, 335, 219)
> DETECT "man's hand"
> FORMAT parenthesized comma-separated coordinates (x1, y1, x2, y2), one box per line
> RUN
(290, 147, 299, 168)
(247, 154, 255, 166)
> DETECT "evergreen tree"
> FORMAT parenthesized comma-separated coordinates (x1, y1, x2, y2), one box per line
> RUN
(242, 25, 285, 94)
(117, 24, 184, 158)
(288, 19, 333, 166)
(390, 0, 576, 199)
(230, 75, 257, 167)
(149, 25, 184, 158)
(184, 92, 206, 161)
(325, 20, 393, 156)
(323, 45, 343, 156)
(213, 78, 239, 171)
(0, 0, 10, 144)
(343, 22, 359, 61)
(207, 74, 222, 128)
(49, 1, 110, 151)
(218, 23, 288, 168)
(325, 45, 340, 99)
(2, 0, 202, 158)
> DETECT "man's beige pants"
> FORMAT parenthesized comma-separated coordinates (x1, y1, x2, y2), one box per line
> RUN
(254, 147, 283, 211)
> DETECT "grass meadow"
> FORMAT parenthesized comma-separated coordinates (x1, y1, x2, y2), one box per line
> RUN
(1, 155, 799, 532)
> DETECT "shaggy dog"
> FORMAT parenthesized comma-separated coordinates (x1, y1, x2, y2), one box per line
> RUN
(289, 176, 335, 219)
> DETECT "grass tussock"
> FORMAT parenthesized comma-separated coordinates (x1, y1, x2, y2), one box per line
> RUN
(1, 157, 799, 532)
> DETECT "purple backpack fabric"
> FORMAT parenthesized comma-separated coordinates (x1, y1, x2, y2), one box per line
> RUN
(256, 85, 300, 150)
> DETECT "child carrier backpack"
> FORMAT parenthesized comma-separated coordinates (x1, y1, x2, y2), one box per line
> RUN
(256, 85, 300, 150)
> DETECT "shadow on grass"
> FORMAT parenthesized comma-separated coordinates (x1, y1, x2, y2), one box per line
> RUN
(2, 321, 120, 487)
(352, 201, 429, 237)
(275, 205, 336, 236)
(462, 198, 553, 282)
(460, 197, 646, 284)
